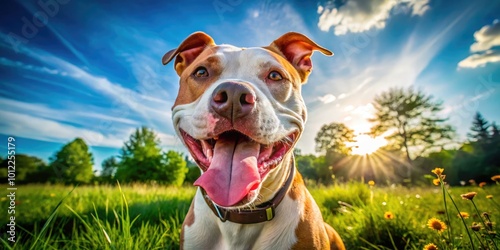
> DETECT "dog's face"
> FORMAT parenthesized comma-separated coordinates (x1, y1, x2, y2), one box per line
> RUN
(163, 32, 332, 209)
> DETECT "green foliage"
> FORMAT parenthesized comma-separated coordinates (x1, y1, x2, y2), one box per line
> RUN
(100, 156, 119, 184)
(183, 157, 201, 184)
(115, 127, 188, 185)
(295, 154, 339, 185)
(468, 112, 490, 142)
(116, 127, 164, 183)
(450, 113, 500, 184)
(315, 122, 355, 155)
(161, 151, 188, 187)
(296, 154, 318, 181)
(50, 138, 94, 184)
(0, 154, 48, 183)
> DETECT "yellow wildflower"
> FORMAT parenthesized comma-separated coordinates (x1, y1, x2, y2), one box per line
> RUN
(368, 180, 375, 186)
(432, 179, 440, 186)
(384, 212, 394, 220)
(487, 195, 493, 199)
(423, 243, 438, 250)
(431, 168, 444, 176)
(427, 218, 447, 233)
(460, 192, 477, 200)
(457, 212, 469, 219)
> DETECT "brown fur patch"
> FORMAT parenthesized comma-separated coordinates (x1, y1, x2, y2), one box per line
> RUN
(173, 48, 224, 108)
(289, 172, 345, 250)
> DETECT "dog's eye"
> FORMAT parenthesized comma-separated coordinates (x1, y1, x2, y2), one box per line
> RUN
(193, 67, 209, 78)
(268, 71, 283, 81)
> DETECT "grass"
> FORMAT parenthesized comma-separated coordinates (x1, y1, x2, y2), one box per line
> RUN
(0, 180, 499, 249)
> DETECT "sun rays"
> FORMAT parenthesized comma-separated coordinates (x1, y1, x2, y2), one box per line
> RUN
(335, 148, 411, 182)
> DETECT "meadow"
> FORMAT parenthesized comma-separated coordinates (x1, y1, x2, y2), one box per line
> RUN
(1, 177, 499, 249)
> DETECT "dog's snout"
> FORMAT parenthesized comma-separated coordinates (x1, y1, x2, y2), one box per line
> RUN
(211, 82, 256, 121)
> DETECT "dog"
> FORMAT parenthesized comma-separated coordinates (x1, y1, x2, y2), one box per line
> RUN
(162, 31, 345, 250)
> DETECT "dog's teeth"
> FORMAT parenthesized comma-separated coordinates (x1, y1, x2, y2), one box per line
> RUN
(206, 148, 213, 162)
(200, 140, 213, 161)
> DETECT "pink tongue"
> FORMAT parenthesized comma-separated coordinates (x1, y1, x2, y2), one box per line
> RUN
(194, 135, 261, 207)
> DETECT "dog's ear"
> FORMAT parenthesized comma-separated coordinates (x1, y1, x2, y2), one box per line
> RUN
(162, 32, 215, 75)
(268, 32, 333, 82)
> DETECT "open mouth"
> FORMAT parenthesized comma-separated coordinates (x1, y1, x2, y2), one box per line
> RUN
(180, 129, 297, 207)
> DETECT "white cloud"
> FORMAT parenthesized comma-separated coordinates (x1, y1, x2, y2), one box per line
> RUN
(470, 19, 500, 52)
(0, 110, 125, 148)
(0, 57, 63, 75)
(318, 94, 336, 104)
(458, 50, 500, 68)
(318, 0, 430, 35)
(459, 20, 500, 69)
(0, 32, 178, 150)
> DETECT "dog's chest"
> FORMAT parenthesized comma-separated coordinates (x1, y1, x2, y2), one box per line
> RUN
(182, 190, 302, 250)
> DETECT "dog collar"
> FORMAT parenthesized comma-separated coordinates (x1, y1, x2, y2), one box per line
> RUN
(200, 158, 295, 224)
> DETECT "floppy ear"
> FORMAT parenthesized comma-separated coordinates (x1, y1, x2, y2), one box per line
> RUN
(268, 32, 333, 82)
(162, 32, 215, 75)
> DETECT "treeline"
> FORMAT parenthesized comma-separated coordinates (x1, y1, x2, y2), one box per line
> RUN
(295, 87, 500, 186)
(0, 127, 200, 186)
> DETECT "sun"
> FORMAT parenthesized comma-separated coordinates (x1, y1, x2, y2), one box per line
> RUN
(351, 134, 387, 155)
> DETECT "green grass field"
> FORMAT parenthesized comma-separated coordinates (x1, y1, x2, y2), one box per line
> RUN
(1, 180, 499, 249)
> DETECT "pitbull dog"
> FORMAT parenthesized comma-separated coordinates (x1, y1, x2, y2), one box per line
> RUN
(162, 31, 345, 249)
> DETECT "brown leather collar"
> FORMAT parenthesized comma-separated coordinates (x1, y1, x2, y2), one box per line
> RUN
(200, 158, 295, 224)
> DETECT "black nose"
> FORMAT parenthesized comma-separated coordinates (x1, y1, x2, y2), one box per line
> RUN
(210, 82, 256, 121)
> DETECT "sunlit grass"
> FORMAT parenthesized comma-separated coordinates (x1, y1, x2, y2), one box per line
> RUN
(0, 179, 498, 249)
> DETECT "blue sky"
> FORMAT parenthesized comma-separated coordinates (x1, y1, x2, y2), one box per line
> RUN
(1, 0, 499, 171)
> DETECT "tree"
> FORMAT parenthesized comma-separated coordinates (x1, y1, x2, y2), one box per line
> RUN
(369, 87, 454, 180)
(295, 154, 318, 181)
(100, 156, 119, 183)
(315, 122, 356, 155)
(116, 127, 164, 182)
(116, 127, 188, 185)
(184, 156, 201, 184)
(50, 138, 94, 184)
(468, 112, 490, 142)
(492, 122, 500, 138)
(162, 150, 188, 186)
(0, 154, 48, 183)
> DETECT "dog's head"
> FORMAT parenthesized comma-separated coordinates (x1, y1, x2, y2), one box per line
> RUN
(163, 32, 332, 209)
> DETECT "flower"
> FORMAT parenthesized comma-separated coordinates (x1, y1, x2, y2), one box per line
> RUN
(479, 182, 487, 188)
(431, 168, 444, 176)
(384, 212, 394, 220)
(471, 223, 481, 231)
(487, 195, 493, 199)
(50, 193, 56, 197)
(457, 212, 469, 219)
(432, 179, 440, 186)
(423, 243, 438, 250)
(460, 192, 477, 200)
(492, 175, 500, 181)
(427, 218, 447, 233)
(368, 180, 375, 186)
